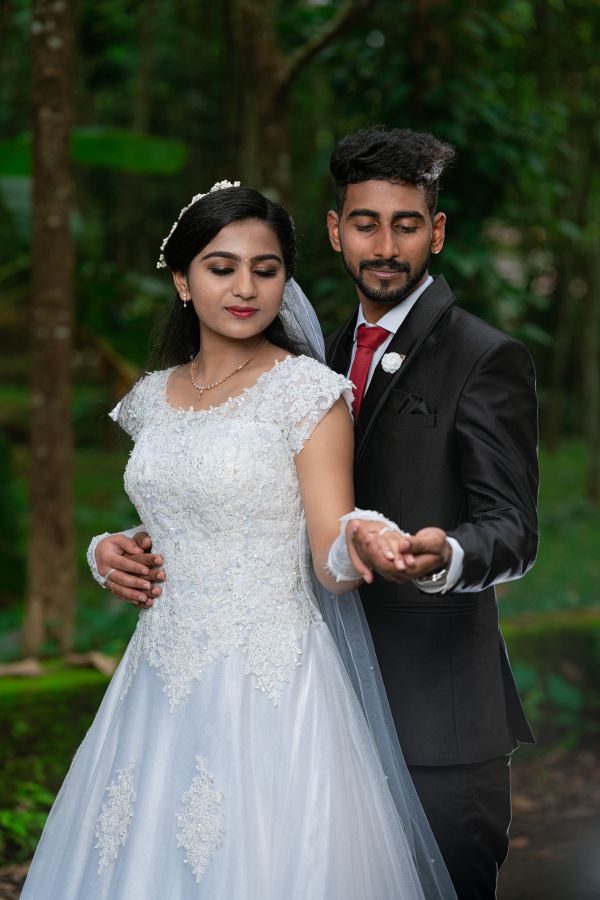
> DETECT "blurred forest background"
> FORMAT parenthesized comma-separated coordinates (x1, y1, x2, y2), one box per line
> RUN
(0, 0, 599, 894)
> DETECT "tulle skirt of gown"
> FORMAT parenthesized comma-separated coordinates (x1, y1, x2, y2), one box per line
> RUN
(21, 621, 427, 900)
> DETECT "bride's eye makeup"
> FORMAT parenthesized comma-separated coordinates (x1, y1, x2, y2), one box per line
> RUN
(207, 265, 280, 278)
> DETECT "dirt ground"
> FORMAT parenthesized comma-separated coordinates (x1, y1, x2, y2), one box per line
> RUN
(2, 745, 598, 899)
(498, 744, 600, 900)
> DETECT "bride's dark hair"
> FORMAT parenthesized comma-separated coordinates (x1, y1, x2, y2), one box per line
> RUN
(149, 187, 315, 368)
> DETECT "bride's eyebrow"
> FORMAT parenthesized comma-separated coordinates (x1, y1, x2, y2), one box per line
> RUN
(200, 251, 283, 263)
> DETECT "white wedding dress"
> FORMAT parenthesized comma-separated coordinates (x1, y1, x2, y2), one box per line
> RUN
(21, 355, 435, 900)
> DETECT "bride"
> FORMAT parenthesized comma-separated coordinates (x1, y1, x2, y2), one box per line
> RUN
(21, 183, 456, 899)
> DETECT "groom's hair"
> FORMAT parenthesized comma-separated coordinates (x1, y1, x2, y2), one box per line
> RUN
(330, 126, 456, 217)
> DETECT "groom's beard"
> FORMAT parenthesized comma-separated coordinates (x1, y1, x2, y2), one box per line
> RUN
(341, 248, 431, 306)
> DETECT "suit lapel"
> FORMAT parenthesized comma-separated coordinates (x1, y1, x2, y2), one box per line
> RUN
(355, 276, 456, 465)
(326, 308, 357, 375)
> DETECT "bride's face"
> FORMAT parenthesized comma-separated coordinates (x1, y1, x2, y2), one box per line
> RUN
(174, 219, 286, 342)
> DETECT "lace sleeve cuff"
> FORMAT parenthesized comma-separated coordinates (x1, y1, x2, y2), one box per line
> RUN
(325, 509, 405, 583)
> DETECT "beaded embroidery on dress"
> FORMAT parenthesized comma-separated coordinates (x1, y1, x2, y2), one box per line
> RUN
(117, 357, 347, 710)
(21, 355, 436, 900)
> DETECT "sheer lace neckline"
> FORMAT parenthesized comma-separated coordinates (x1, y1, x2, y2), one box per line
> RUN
(162, 354, 298, 415)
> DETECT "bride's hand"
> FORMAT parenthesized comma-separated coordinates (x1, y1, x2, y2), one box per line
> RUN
(346, 520, 412, 584)
(95, 532, 164, 608)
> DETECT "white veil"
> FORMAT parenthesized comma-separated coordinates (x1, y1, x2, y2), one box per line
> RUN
(282, 278, 458, 900)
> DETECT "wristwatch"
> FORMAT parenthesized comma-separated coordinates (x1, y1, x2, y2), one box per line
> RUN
(415, 567, 448, 589)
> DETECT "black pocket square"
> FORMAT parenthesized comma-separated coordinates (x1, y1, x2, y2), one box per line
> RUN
(386, 389, 431, 415)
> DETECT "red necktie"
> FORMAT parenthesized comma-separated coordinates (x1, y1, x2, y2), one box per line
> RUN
(349, 324, 390, 419)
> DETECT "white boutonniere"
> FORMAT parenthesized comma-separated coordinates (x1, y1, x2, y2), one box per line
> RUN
(381, 352, 406, 374)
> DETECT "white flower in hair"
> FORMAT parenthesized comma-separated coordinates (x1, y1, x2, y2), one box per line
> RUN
(156, 180, 242, 269)
(381, 352, 406, 373)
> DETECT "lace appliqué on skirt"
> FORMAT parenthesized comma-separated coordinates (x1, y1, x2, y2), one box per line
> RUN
(94, 757, 137, 873)
(176, 756, 225, 883)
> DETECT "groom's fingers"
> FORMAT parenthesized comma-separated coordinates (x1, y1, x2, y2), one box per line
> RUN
(133, 532, 153, 550)
(405, 554, 444, 578)
(122, 552, 165, 581)
(105, 570, 156, 606)
(402, 528, 450, 566)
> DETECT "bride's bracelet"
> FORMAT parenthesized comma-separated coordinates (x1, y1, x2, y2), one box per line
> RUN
(86, 525, 147, 588)
(325, 509, 405, 583)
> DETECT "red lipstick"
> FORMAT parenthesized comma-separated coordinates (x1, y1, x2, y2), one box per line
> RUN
(225, 307, 258, 318)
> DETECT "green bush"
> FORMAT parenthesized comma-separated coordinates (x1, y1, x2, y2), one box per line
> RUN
(505, 614, 600, 748)
(0, 781, 55, 863)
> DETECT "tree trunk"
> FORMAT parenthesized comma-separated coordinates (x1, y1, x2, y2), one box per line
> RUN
(23, 0, 76, 656)
(227, 0, 374, 199)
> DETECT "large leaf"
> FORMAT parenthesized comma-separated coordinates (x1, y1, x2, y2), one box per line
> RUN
(71, 128, 188, 174)
(0, 129, 188, 176)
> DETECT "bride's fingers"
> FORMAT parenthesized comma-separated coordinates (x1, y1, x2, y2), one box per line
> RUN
(357, 534, 397, 579)
(376, 533, 408, 570)
(347, 538, 374, 584)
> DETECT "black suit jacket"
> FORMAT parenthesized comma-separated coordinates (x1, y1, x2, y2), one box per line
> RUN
(326, 276, 538, 766)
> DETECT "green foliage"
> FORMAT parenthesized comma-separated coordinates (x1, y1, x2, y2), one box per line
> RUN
(0, 129, 189, 177)
(506, 617, 600, 748)
(0, 667, 109, 865)
(500, 441, 600, 615)
(0, 782, 55, 864)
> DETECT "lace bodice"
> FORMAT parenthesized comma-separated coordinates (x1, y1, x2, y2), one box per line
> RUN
(111, 355, 353, 710)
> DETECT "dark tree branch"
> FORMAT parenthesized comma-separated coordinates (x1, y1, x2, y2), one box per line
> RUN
(276, 0, 376, 98)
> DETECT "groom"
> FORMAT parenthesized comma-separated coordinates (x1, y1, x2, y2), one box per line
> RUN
(325, 126, 538, 899)
(95, 127, 538, 898)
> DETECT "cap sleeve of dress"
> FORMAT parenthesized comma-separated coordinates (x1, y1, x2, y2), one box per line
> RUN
(276, 356, 353, 455)
(109, 370, 164, 440)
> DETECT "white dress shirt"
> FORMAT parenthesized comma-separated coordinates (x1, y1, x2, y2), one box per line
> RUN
(348, 276, 433, 391)
(347, 275, 464, 593)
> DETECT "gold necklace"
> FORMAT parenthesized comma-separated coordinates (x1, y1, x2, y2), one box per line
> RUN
(190, 338, 267, 394)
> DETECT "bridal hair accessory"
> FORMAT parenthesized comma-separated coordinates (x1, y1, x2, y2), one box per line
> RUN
(381, 352, 405, 374)
(189, 337, 267, 395)
(156, 180, 242, 269)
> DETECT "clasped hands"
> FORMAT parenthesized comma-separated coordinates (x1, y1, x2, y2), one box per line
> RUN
(96, 522, 452, 608)
(346, 521, 452, 586)
(96, 533, 165, 608)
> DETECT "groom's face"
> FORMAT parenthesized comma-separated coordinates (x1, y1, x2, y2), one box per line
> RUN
(327, 180, 446, 320)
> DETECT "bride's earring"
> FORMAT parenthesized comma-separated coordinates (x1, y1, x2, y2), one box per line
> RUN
(181, 291, 188, 309)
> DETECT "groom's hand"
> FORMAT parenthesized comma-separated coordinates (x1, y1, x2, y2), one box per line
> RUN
(400, 528, 452, 579)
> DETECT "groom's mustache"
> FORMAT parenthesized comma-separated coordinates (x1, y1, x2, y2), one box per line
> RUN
(359, 259, 410, 274)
